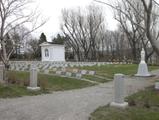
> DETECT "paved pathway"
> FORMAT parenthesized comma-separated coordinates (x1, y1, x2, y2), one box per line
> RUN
(0, 70, 158, 120)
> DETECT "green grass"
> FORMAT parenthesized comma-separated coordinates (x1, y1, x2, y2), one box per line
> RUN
(38, 74, 95, 91)
(90, 106, 159, 120)
(78, 64, 158, 79)
(8, 71, 95, 91)
(126, 87, 159, 107)
(0, 70, 94, 98)
(0, 84, 45, 98)
(1, 64, 158, 98)
(83, 75, 111, 83)
(89, 87, 159, 120)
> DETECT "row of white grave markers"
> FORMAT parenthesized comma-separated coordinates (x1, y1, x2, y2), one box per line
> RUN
(9, 61, 133, 72)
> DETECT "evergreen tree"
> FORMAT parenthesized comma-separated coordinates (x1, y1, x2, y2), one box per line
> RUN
(52, 34, 65, 44)
(37, 32, 47, 58)
(39, 32, 47, 44)
(5, 33, 13, 55)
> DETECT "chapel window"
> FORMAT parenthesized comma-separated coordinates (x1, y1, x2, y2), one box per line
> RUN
(45, 48, 49, 57)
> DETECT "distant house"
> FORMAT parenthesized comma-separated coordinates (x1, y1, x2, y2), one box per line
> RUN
(40, 42, 65, 62)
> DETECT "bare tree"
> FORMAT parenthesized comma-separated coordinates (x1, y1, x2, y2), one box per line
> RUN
(27, 38, 39, 58)
(0, 0, 46, 81)
(116, 0, 158, 62)
(61, 5, 105, 61)
(114, 0, 144, 62)
(9, 26, 32, 58)
(140, 0, 159, 56)
(95, 25, 106, 61)
(94, 0, 159, 60)
(61, 8, 82, 61)
(86, 5, 105, 60)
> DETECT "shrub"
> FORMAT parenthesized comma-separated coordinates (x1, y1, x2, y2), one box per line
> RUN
(128, 99, 136, 106)
(39, 80, 49, 91)
(7, 72, 17, 84)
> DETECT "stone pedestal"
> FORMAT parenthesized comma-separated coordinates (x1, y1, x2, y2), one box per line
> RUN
(155, 82, 159, 90)
(135, 61, 151, 77)
(110, 74, 128, 108)
(27, 86, 40, 91)
(0, 65, 4, 83)
(27, 67, 40, 91)
(110, 102, 128, 108)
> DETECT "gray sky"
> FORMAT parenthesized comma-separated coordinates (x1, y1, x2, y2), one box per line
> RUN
(33, 0, 118, 41)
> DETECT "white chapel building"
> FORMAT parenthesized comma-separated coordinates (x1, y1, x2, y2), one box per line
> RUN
(40, 42, 65, 62)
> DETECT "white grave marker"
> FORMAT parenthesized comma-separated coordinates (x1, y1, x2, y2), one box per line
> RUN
(27, 66, 40, 91)
(0, 65, 4, 83)
(110, 74, 128, 108)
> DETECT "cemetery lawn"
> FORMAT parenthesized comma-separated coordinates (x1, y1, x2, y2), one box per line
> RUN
(0, 71, 94, 98)
(89, 87, 159, 120)
(38, 73, 95, 91)
(79, 64, 158, 79)
(83, 75, 111, 83)
(0, 84, 44, 98)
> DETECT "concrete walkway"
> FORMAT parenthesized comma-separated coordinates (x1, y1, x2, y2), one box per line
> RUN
(0, 70, 158, 120)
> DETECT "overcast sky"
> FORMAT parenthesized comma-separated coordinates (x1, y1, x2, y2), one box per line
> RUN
(33, 0, 118, 41)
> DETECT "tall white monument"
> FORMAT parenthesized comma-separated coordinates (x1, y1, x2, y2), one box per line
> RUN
(135, 48, 151, 77)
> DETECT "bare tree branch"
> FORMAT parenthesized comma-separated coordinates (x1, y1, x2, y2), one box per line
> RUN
(0, 0, 47, 73)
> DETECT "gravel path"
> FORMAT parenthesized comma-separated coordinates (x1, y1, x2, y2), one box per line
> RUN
(0, 70, 158, 120)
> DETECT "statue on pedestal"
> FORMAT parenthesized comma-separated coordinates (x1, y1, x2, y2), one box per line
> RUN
(141, 48, 145, 62)
(135, 48, 151, 77)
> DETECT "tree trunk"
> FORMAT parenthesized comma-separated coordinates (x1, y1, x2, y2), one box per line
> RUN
(142, 0, 159, 56)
